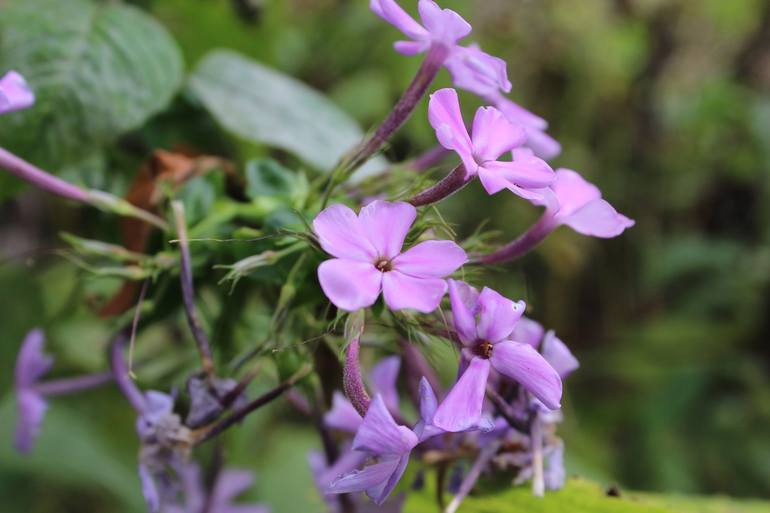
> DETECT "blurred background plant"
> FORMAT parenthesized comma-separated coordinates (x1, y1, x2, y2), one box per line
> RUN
(0, 0, 768, 512)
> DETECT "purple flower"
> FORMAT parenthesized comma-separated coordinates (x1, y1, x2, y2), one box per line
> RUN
(544, 168, 635, 238)
(511, 316, 546, 349)
(314, 200, 467, 312)
(432, 281, 562, 433)
(371, 0, 471, 56)
(541, 330, 579, 379)
(0, 70, 35, 115)
(14, 329, 53, 454)
(428, 88, 555, 202)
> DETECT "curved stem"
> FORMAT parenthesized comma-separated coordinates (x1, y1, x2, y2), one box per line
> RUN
(35, 371, 114, 396)
(110, 332, 146, 413)
(411, 145, 449, 173)
(0, 147, 89, 202)
(407, 165, 473, 207)
(475, 214, 556, 264)
(343, 335, 371, 417)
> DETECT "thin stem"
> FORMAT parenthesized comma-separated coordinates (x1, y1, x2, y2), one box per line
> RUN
(444, 439, 502, 513)
(110, 331, 146, 413)
(412, 145, 449, 172)
(34, 371, 113, 396)
(128, 279, 150, 376)
(0, 147, 89, 202)
(485, 385, 530, 433)
(407, 165, 473, 207)
(531, 413, 545, 497)
(172, 201, 216, 378)
(343, 335, 371, 417)
(475, 214, 556, 265)
(195, 365, 311, 444)
(400, 339, 443, 405)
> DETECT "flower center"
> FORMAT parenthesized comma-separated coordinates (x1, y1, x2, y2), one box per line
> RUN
(475, 341, 494, 359)
(375, 258, 393, 272)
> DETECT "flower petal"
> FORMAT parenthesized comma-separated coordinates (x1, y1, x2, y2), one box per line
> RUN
(490, 341, 562, 410)
(325, 391, 363, 433)
(366, 453, 410, 505)
(418, 0, 471, 46)
(476, 287, 525, 343)
(369, 356, 401, 414)
(445, 44, 511, 98)
(0, 71, 35, 115)
(562, 198, 635, 238)
(353, 395, 418, 455)
(447, 279, 479, 344)
(550, 169, 602, 219)
(428, 88, 475, 171)
(471, 106, 526, 162)
(541, 331, 580, 379)
(511, 316, 545, 348)
(14, 389, 47, 454)
(525, 127, 562, 161)
(15, 329, 53, 390)
(394, 40, 430, 55)
(382, 271, 447, 313)
(318, 259, 382, 311)
(328, 457, 402, 494)
(370, 0, 429, 41)
(392, 240, 467, 278)
(495, 96, 548, 131)
(358, 200, 416, 259)
(432, 357, 490, 432)
(314, 204, 376, 261)
(418, 376, 438, 424)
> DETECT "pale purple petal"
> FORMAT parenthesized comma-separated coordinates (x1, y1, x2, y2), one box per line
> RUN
(432, 357, 490, 432)
(311, 447, 369, 493)
(381, 271, 447, 313)
(494, 95, 548, 131)
(447, 279, 479, 344)
(418, 377, 438, 424)
(541, 331, 579, 379)
(511, 316, 545, 348)
(138, 463, 161, 513)
(358, 200, 416, 259)
(428, 88, 476, 174)
(352, 395, 418, 455)
(561, 198, 635, 238)
(318, 259, 382, 311)
(14, 329, 53, 454)
(15, 329, 53, 389)
(490, 341, 562, 410)
(445, 45, 512, 98)
(525, 127, 562, 161)
(0, 71, 35, 115)
(370, 356, 401, 414)
(477, 160, 555, 202)
(328, 457, 402, 495)
(325, 391, 363, 433)
(366, 453, 410, 505)
(418, 0, 471, 47)
(212, 469, 254, 503)
(544, 442, 566, 490)
(15, 390, 48, 454)
(470, 106, 526, 162)
(370, 0, 429, 41)
(314, 204, 377, 261)
(550, 169, 602, 218)
(476, 288, 525, 343)
(392, 240, 467, 278)
(394, 40, 429, 55)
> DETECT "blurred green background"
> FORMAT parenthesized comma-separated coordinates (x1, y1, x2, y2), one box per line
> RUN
(1, 0, 769, 512)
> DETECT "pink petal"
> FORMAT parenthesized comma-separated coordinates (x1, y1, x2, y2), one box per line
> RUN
(432, 357, 490, 432)
(324, 391, 363, 433)
(313, 204, 376, 261)
(365, 453, 410, 505)
(327, 457, 402, 494)
(418, 377, 438, 424)
(418, 0, 471, 46)
(445, 45, 511, 98)
(550, 169, 602, 218)
(541, 330, 579, 379)
(490, 340, 562, 410)
(358, 200, 416, 259)
(392, 240, 467, 278)
(495, 96, 548, 131)
(381, 271, 447, 313)
(0, 71, 35, 115)
(562, 198, 635, 238)
(394, 40, 430, 55)
(369, 356, 401, 414)
(370, 0, 429, 41)
(476, 288, 525, 343)
(470, 106, 526, 161)
(428, 88, 476, 173)
(525, 127, 562, 161)
(353, 395, 418, 455)
(318, 259, 382, 311)
(447, 279, 479, 344)
(511, 316, 545, 348)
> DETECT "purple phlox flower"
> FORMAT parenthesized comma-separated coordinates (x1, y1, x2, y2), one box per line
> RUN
(541, 330, 579, 380)
(309, 448, 369, 513)
(371, 0, 471, 57)
(14, 329, 53, 454)
(185, 375, 247, 428)
(326, 356, 403, 433)
(169, 464, 269, 513)
(432, 281, 562, 433)
(511, 316, 545, 349)
(328, 378, 449, 505)
(546, 168, 635, 238)
(428, 88, 555, 202)
(0, 70, 35, 115)
(543, 441, 566, 490)
(314, 200, 467, 313)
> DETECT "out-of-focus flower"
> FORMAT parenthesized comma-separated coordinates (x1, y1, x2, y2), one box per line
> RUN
(0, 70, 35, 115)
(432, 281, 562, 433)
(541, 331, 579, 379)
(165, 463, 270, 513)
(428, 88, 555, 203)
(314, 200, 467, 312)
(14, 329, 53, 454)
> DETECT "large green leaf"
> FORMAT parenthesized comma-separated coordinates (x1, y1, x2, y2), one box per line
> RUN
(0, 0, 183, 175)
(187, 49, 385, 177)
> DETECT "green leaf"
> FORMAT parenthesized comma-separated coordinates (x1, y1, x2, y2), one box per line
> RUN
(187, 49, 386, 178)
(245, 159, 297, 198)
(0, 0, 184, 174)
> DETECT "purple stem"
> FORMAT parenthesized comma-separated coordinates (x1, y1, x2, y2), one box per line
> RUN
(531, 413, 545, 497)
(343, 336, 371, 417)
(34, 371, 114, 396)
(445, 438, 502, 513)
(0, 147, 89, 203)
(412, 145, 449, 172)
(110, 333, 146, 413)
(408, 164, 473, 207)
(476, 214, 557, 264)
(342, 45, 448, 174)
